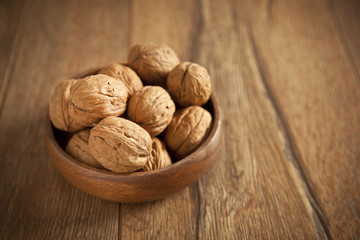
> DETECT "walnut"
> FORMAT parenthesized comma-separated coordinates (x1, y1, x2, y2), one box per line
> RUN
(143, 137, 172, 171)
(65, 129, 103, 169)
(49, 74, 129, 132)
(163, 106, 212, 159)
(88, 116, 152, 173)
(98, 63, 143, 96)
(49, 79, 84, 132)
(127, 86, 175, 136)
(167, 62, 211, 106)
(128, 43, 180, 86)
(67, 74, 128, 129)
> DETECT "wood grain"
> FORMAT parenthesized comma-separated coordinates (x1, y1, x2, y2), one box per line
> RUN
(236, 0, 360, 238)
(329, 0, 360, 76)
(119, 1, 200, 238)
(120, 188, 198, 239)
(0, 0, 359, 239)
(194, 1, 326, 238)
(0, 0, 130, 238)
(0, 0, 26, 112)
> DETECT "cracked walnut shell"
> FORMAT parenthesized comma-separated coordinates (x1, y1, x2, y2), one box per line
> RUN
(98, 63, 143, 96)
(65, 129, 102, 169)
(67, 74, 129, 129)
(163, 106, 212, 159)
(89, 116, 152, 173)
(167, 62, 211, 107)
(143, 137, 172, 171)
(128, 43, 180, 86)
(127, 86, 175, 137)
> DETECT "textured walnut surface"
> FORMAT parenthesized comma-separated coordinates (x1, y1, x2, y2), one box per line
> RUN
(49, 74, 129, 132)
(89, 116, 152, 173)
(167, 62, 211, 106)
(68, 74, 128, 128)
(143, 137, 172, 171)
(163, 106, 212, 159)
(127, 86, 175, 136)
(128, 43, 180, 86)
(98, 63, 143, 96)
(49, 79, 83, 132)
(65, 129, 102, 168)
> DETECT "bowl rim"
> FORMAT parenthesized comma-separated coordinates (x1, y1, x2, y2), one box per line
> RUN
(45, 66, 222, 180)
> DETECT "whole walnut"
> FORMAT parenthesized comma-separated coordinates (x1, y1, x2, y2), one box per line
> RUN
(128, 43, 180, 86)
(88, 116, 152, 173)
(167, 62, 211, 106)
(65, 129, 102, 169)
(98, 63, 143, 96)
(163, 106, 212, 159)
(49, 79, 84, 132)
(143, 137, 172, 171)
(127, 86, 175, 137)
(67, 74, 129, 129)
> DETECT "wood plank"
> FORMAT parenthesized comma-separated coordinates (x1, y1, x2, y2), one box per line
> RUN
(0, 0, 131, 238)
(193, 1, 325, 239)
(329, 0, 360, 77)
(120, 188, 198, 239)
(0, 0, 358, 239)
(238, 0, 360, 238)
(0, 0, 26, 111)
(119, 0, 199, 238)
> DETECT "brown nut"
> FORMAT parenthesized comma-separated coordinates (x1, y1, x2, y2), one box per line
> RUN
(49, 79, 83, 132)
(98, 63, 143, 96)
(89, 116, 152, 173)
(65, 129, 103, 169)
(127, 86, 175, 137)
(128, 43, 180, 86)
(68, 74, 128, 129)
(167, 62, 211, 107)
(163, 106, 212, 159)
(143, 137, 172, 171)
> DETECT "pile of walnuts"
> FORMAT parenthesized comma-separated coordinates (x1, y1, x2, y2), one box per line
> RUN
(49, 43, 213, 173)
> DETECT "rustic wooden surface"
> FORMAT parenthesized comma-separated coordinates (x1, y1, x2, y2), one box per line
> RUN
(0, 0, 359, 239)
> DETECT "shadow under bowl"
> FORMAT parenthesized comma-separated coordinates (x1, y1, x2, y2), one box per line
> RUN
(44, 65, 222, 203)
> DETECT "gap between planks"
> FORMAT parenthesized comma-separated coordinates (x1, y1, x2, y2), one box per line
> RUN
(118, 0, 133, 238)
(246, 23, 332, 240)
(191, 1, 205, 239)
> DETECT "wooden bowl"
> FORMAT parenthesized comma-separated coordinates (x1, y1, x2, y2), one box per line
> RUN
(44, 65, 222, 203)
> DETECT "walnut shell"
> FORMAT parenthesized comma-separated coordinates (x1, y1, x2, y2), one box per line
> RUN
(89, 116, 152, 173)
(98, 63, 143, 96)
(68, 74, 128, 128)
(167, 62, 211, 106)
(128, 43, 180, 86)
(127, 86, 175, 136)
(65, 129, 102, 169)
(49, 79, 83, 132)
(143, 137, 172, 171)
(163, 106, 212, 159)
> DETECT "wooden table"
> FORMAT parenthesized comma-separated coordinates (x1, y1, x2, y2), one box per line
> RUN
(1, 0, 359, 239)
